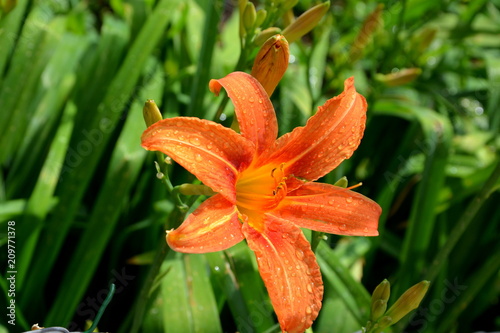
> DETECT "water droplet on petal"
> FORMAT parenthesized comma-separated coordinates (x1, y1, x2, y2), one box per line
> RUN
(306, 306, 312, 314)
(189, 137, 201, 146)
(195, 154, 203, 162)
(346, 197, 353, 203)
(339, 224, 347, 231)
(307, 284, 313, 293)
(295, 249, 304, 260)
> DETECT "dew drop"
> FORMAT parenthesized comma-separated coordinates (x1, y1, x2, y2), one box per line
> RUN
(346, 197, 353, 203)
(295, 249, 304, 260)
(339, 224, 347, 231)
(288, 265, 293, 270)
(306, 306, 312, 315)
(189, 137, 201, 146)
(280, 251, 286, 257)
(307, 284, 313, 293)
(214, 266, 220, 271)
(295, 265, 301, 270)
(328, 200, 334, 205)
(195, 154, 203, 162)
(258, 99, 263, 104)
(249, 97, 255, 103)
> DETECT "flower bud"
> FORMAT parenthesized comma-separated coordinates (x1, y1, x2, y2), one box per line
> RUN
(349, 4, 384, 63)
(333, 176, 348, 188)
(143, 99, 163, 127)
(375, 68, 422, 86)
(370, 279, 391, 321)
(251, 34, 289, 96)
(255, 9, 267, 27)
(384, 280, 430, 325)
(239, 0, 248, 38)
(178, 184, 216, 196)
(282, 1, 330, 44)
(254, 27, 282, 46)
(243, 2, 257, 31)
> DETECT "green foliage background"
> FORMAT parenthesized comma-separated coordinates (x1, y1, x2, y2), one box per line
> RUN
(0, 0, 499, 332)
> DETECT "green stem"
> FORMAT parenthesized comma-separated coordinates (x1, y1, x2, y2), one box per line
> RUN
(83, 284, 116, 333)
(425, 158, 500, 282)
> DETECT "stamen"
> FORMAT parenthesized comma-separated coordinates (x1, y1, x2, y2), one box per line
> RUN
(346, 182, 363, 190)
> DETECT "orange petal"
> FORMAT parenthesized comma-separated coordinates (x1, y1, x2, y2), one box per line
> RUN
(142, 117, 254, 203)
(261, 77, 367, 183)
(274, 183, 381, 236)
(209, 72, 278, 156)
(242, 215, 323, 333)
(167, 194, 245, 253)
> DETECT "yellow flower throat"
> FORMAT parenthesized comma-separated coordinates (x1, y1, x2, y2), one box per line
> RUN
(236, 163, 288, 213)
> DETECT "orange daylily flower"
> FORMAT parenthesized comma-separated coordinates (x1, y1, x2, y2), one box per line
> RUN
(141, 72, 381, 333)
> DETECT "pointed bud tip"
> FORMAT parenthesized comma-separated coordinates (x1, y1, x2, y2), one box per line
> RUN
(251, 34, 290, 96)
(282, 1, 330, 44)
(143, 99, 163, 127)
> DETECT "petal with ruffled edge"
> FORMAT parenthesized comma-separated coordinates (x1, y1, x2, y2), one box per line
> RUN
(142, 117, 254, 203)
(273, 183, 381, 236)
(242, 215, 323, 333)
(261, 77, 367, 185)
(167, 194, 245, 253)
(209, 72, 278, 156)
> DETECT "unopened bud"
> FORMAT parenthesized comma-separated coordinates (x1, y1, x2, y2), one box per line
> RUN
(372, 279, 391, 303)
(282, 1, 330, 44)
(385, 281, 430, 325)
(414, 27, 437, 54)
(178, 184, 216, 196)
(243, 2, 257, 31)
(239, 0, 249, 38)
(349, 4, 384, 63)
(251, 34, 289, 96)
(255, 9, 267, 27)
(143, 99, 163, 127)
(377, 315, 393, 329)
(333, 176, 348, 188)
(375, 68, 422, 86)
(370, 279, 391, 321)
(254, 27, 282, 46)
